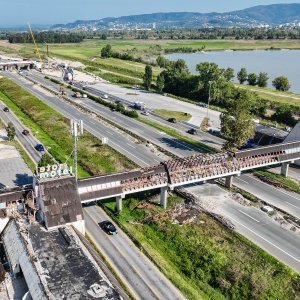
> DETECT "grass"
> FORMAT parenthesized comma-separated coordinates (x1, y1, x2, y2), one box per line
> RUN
(153, 109, 192, 121)
(237, 84, 300, 108)
(255, 170, 300, 195)
(102, 194, 300, 300)
(139, 116, 216, 153)
(0, 77, 135, 177)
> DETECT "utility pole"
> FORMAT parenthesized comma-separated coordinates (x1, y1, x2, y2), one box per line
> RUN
(207, 81, 212, 119)
(70, 120, 83, 181)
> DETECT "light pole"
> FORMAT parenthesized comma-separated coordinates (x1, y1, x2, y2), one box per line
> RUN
(207, 81, 212, 119)
(70, 120, 83, 181)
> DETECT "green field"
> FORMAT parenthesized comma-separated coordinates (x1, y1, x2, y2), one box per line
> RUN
(102, 195, 300, 300)
(153, 109, 192, 121)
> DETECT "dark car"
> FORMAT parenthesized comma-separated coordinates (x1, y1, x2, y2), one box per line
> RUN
(35, 144, 45, 152)
(187, 128, 197, 135)
(22, 129, 30, 136)
(99, 220, 118, 235)
(168, 117, 177, 123)
(3, 107, 9, 112)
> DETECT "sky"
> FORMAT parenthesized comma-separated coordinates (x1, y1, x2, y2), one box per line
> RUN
(1, 0, 300, 26)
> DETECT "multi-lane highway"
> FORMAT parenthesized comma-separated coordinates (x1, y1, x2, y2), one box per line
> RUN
(0, 71, 186, 299)
(85, 205, 185, 300)
(186, 182, 300, 273)
(2, 70, 300, 273)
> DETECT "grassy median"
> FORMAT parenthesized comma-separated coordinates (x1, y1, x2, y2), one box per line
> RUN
(0, 77, 135, 177)
(103, 194, 300, 300)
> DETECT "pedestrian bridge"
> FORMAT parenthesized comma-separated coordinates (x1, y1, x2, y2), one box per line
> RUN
(77, 140, 300, 210)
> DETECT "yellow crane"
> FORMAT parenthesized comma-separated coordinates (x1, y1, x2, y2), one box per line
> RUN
(27, 22, 43, 63)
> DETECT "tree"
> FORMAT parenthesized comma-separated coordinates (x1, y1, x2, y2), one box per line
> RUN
(38, 153, 54, 167)
(237, 68, 247, 84)
(272, 104, 296, 126)
(101, 44, 112, 58)
(156, 55, 169, 68)
(272, 76, 291, 91)
(224, 68, 235, 81)
(156, 73, 165, 93)
(143, 65, 153, 90)
(6, 122, 15, 141)
(247, 73, 257, 86)
(220, 90, 255, 151)
(257, 72, 269, 88)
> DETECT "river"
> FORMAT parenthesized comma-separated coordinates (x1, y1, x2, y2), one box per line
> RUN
(166, 50, 300, 93)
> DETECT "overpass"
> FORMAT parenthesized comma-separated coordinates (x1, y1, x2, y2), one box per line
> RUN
(77, 140, 300, 210)
(0, 60, 36, 71)
(1, 141, 299, 225)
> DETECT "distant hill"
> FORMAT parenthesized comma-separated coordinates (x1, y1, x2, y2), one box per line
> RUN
(51, 4, 300, 30)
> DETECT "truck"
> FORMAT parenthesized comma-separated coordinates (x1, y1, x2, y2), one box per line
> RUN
(134, 101, 145, 110)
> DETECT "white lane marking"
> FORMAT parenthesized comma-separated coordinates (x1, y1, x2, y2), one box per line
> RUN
(244, 174, 300, 201)
(127, 143, 136, 149)
(235, 177, 249, 185)
(238, 209, 260, 223)
(107, 131, 114, 136)
(229, 216, 300, 264)
(285, 202, 300, 210)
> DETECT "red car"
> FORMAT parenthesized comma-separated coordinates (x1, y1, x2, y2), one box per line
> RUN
(22, 129, 30, 135)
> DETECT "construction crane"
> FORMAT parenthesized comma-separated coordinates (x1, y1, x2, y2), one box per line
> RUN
(27, 22, 43, 64)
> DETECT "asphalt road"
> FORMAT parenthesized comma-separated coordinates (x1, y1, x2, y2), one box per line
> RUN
(235, 174, 300, 219)
(185, 183, 300, 273)
(4, 71, 161, 167)
(0, 100, 42, 163)
(4, 71, 300, 274)
(84, 205, 185, 300)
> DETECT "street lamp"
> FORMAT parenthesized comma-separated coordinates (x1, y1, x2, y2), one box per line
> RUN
(207, 81, 212, 119)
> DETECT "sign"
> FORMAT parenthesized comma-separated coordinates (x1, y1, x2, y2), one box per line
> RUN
(37, 164, 72, 179)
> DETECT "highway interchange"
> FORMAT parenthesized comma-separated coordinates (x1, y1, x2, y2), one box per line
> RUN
(1, 70, 300, 282)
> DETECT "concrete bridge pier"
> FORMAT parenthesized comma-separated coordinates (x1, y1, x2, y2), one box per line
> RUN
(281, 162, 290, 177)
(225, 176, 233, 188)
(116, 195, 124, 212)
(160, 186, 168, 209)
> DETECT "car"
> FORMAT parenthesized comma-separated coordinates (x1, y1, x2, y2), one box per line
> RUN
(114, 100, 121, 104)
(261, 206, 274, 214)
(187, 128, 197, 135)
(3, 107, 9, 112)
(103, 94, 108, 99)
(22, 129, 30, 136)
(82, 85, 87, 90)
(99, 220, 118, 235)
(141, 111, 149, 116)
(168, 117, 177, 123)
(35, 144, 45, 152)
(82, 94, 87, 98)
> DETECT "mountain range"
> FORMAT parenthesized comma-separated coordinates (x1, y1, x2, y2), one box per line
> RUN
(51, 4, 300, 30)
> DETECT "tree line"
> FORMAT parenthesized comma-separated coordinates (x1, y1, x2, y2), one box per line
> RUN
(7, 32, 85, 43)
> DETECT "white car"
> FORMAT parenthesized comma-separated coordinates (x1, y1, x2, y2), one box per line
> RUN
(103, 94, 108, 99)
(141, 111, 150, 116)
(261, 206, 274, 213)
(82, 94, 87, 98)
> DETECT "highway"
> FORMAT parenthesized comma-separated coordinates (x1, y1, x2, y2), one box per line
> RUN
(84, 205, 185, 300)
(3, 71, 300, 274)
(4, 71, 162, 167)
(234, 174, 300, 219)
(1, 72, 186, 298)
(185, 183, 300, 273)
(0, 100, 42, 163)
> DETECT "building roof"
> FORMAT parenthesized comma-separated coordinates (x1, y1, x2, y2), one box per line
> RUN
(27, 222, 121, 299)
(39, 176, 83, 228)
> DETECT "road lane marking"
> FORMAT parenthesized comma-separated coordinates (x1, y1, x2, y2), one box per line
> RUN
(285, 202, 300, 210)
(127, 143, 136, 149)
(238, 210, 260, 223)
(85, 209, 162, 299)
(235, 177, 249, 185)
(244, 174, 300, 201)
(229, 216, 300, 264)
